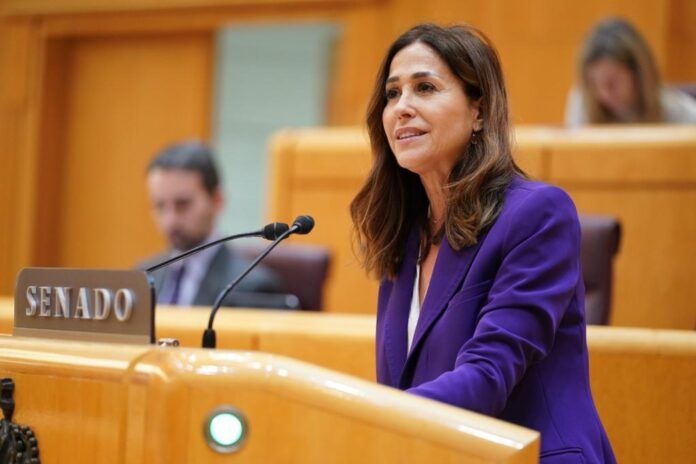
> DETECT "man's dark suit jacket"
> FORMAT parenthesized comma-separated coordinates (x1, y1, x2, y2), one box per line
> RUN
(138, 245, 285, 308)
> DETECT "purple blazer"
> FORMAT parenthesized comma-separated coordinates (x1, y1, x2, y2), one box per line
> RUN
(376, 178, 615, 463)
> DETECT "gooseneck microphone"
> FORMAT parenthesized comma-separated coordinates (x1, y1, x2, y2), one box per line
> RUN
(202, 215, 315, 348)
(146, 222, 289, 273)
(288, 215, 314, 235)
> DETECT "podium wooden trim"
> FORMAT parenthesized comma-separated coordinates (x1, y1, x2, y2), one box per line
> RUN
(0, 334, 538, 463)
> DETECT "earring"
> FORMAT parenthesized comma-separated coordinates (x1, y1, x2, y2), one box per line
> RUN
(470, 130, 481, 145)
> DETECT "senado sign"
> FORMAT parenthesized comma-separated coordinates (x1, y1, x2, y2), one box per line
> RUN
(14, 268, 154, 344)
(25, 286, 135, 322)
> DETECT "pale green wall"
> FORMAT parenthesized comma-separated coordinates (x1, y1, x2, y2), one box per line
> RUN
(211, 22, 338, 234)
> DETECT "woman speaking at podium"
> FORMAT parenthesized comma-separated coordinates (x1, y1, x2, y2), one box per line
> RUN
(350, 24, 615, 463)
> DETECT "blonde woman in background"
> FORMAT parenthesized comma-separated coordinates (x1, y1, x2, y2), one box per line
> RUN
(565, 17, 696, 125)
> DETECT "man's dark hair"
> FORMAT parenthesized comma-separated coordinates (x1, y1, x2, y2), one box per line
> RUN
(147, 140, 220, 194)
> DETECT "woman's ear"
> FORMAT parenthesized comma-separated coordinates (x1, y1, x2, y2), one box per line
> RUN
(471, 98, 483, 131)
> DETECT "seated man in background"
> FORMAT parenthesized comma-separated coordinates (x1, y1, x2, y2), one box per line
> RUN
(565, 17, 696, 125)
(137, 140, 285, 308)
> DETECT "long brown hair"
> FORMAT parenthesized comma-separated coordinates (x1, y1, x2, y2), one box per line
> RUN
(350, 23, 523, 279)
(577, 17, 662, 123)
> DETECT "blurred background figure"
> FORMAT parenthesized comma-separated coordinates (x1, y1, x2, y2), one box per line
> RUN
(565, 17, 696, 125)
(137, 140, 284, 307)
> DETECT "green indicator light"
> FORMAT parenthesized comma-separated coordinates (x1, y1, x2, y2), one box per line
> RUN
(209, 413, 243, 446)
(204, 406, 248, 453)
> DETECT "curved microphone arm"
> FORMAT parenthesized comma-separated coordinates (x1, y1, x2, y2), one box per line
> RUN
(201, 215, 313, 349)
(145, 231, 262, 273)
(202, 227, 295, 348)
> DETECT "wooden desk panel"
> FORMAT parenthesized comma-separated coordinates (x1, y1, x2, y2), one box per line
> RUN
(548, 126, 696, 183)
(559, 188, 696, 328)
(1, 298, 377, 379)
(0, 336, 147, 463)
(155, 305, 258, 349)
(0, 333, 538, 463)
(545, 125, 696, 328)
(267, 125, 696, 329)
(587, 327, 696, 464)
(268, 129, 379, 314)
(1, 299, 694, 463)
(156, 304, 378, 380)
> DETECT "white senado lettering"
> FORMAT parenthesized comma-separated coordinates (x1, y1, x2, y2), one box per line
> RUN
(74, 288, 92, 319)
(39, 286, 52, 317)
(54, 287, 72, 319)
(93, 288, 112, 321)
(114, 289, 134, 322)
(25, 286, 38, 316)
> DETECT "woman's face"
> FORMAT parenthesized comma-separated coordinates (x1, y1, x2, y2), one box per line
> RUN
(382, 42, 481, 178)
(586, 57, 638, 120)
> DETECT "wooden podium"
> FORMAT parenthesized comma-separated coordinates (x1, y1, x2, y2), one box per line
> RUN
(1, 298, 695, 463)
(0, 334, 538, 463)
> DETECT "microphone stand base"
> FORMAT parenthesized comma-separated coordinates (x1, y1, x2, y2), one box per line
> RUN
(202, 329, 216, 349)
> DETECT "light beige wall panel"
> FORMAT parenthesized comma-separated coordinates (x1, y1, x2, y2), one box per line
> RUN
(0, 19, 37, 293)
(326, 2, 389, 125)
(55, 34, 211, 267)
(376, 0, 673, 124)
(666, 0, 696, 80)
(0, 0, 370, 15)
(32, 39, 70, 266)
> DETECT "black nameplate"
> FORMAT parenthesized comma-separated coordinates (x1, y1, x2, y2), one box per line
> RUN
(14, 268, 154, 344)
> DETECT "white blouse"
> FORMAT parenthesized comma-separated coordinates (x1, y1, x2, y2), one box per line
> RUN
(407, 263, 421, 352)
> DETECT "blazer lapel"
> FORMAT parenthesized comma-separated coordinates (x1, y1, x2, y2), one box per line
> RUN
(398, 233, 486, 388)
(382, 230, 419, 387)
(193, 246, 228, 306)
(153, 268, 166, 294)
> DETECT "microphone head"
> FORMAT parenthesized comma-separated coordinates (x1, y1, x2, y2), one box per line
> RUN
(262, 222, 290, 240)
(291, 215, 315, 235)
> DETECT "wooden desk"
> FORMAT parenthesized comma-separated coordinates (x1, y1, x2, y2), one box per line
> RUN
(0, 297, 377, 380)
(2, 297, 694, 463)
(0, 330, 537, 463)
